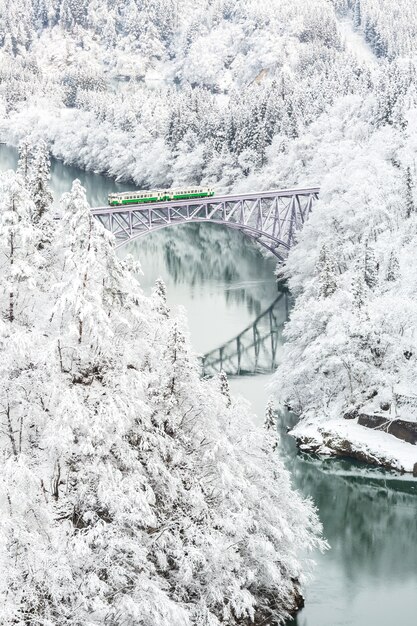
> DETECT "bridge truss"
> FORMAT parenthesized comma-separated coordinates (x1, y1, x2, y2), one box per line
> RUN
(92, 188, 319, 260)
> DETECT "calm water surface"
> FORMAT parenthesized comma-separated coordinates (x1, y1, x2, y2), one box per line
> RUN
(1, 143, 417, 626)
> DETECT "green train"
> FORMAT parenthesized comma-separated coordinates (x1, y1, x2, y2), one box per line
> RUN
(108, 186, 215, 206)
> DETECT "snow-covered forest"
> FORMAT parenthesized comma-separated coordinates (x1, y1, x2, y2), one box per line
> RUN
(1, 0, 417, 620)
(0, 0, 386, 185)
(0, 151, 324, 623)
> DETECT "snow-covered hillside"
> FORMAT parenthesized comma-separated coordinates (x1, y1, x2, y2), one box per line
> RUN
(263, 3, 417, 470)
(1, 0, 373, 189)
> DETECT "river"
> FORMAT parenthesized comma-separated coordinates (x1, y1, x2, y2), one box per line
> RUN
(1, 144, 417, 626)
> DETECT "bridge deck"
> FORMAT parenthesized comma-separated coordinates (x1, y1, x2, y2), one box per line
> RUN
(91, 187, 320, 215)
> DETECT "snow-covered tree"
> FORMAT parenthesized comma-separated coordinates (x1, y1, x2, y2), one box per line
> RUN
(0, 171, 44, 323)
(352, 272, 366, 310)
(353, 0, 362, 28)
(317, 244, 338, 298)
(218, 368, 231, 407)
(405, 166, 415, 218)
(16, 140, 33, 183)
(264, 396, 277, 431)
(152, 277, 170, 318)
(364, 243, 378, 289)
(386, 249, 400, 282)
(31, 141, 53, 222)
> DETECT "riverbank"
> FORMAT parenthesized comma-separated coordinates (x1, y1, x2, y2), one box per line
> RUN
(291, 418, 417, 475)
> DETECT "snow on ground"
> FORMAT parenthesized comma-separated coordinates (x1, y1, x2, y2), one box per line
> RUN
(292, 419, 417, 474)
(337, 18, 378, 67)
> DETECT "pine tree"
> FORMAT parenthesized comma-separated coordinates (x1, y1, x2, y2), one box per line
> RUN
(386, 250, 400, 282)
(31, 141, 53, 221)
(152, 277, 170, 318)
(364, 17, 376, 46)
(162, 319, 194, 406)
(219, 369, 231, 407)
(317, 244, 338, 298)
(352, 273, 366, 310)
(0, 172, 44, 323)
(285, 100, 299, 139)
(51, 179, 126, 349)
(405, 166, 415, 218)
(16, 140, 34, 184)
(3, 33, 14, 56)
(353, 0, 361, 28)
(364, 244, 378, 289)
(316, 243, 327, 274)
(263, 398, 279, 453)
(264, 397, 276, 431)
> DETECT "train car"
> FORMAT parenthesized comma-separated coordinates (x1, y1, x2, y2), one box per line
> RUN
(108, 186, 215, 206)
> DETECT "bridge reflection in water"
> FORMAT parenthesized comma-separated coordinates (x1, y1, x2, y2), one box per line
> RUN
(201, 291, 290, 377)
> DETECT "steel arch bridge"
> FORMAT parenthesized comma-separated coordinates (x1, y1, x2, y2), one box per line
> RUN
(92, 187, 320, 260)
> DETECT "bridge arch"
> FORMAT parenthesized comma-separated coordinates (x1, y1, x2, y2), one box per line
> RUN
(92, 188, 319, 261)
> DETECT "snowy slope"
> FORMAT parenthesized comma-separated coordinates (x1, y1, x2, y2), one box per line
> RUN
(337, 17, 377, 66)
